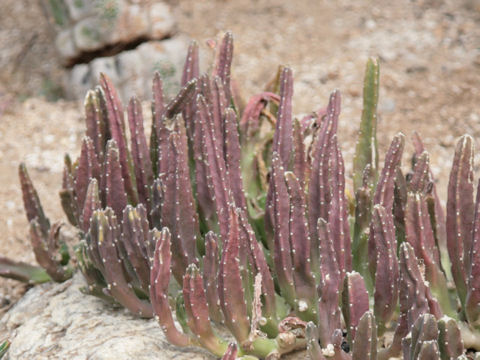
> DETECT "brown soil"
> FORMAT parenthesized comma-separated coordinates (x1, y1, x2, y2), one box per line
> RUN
(1, 0, 480, 314)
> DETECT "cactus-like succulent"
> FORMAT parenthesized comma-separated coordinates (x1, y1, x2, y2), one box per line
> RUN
(0, 165, 72, 284)
(8, 32, 480, 359)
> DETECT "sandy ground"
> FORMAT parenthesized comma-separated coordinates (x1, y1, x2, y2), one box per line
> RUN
(1, 0, 480, 313)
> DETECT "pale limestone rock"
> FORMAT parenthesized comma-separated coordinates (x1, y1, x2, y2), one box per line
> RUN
(69, 63, 91, 98)
(67, 37, 189, 101)
(116, 48, 143, 83)
(149, 2, 176, 39)
(0, 273, 211, 360)
(115, 50, 145, 100)
(111, 4, 149, 44)
(49, 0, 179, 99)
(64, 0, 94, 22)
(0, 273, 306, 359)
(90, 56, 119, 85)
(52, 0, 176, 64)
(55, 29, 77, 60)
(73, 17, 105, 52)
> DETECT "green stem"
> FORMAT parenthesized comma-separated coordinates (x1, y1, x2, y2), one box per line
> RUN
(238, 334, 308, 359)
(0, 257, 52, 284)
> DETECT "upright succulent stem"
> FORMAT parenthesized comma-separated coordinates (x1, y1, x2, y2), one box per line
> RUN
(372, 204, 398, 333)
(466, 180, 480, 329)
(308, 91, 341, 272)
(447, 135, 475, 311)
(218, 207, 251, 345)
(352, 311, 377, 360)
(100, 74, 138, 205)
(150, 228, 191, 346)
(353, 57, 380, 192)
(343, 272, 370, 343)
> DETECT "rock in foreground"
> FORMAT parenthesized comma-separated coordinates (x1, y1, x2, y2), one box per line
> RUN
(0, 274, 210, 360)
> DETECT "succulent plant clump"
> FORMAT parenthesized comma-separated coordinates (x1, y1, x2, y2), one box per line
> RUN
(3, 32, 480, 359)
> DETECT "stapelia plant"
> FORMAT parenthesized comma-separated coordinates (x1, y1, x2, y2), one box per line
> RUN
(0, 164, 72, 284)
(305, 60, 480, 360)
(12, 32, 480, 359)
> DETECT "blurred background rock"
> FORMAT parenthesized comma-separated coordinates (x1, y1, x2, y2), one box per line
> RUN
(0, 0, 190, 102)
